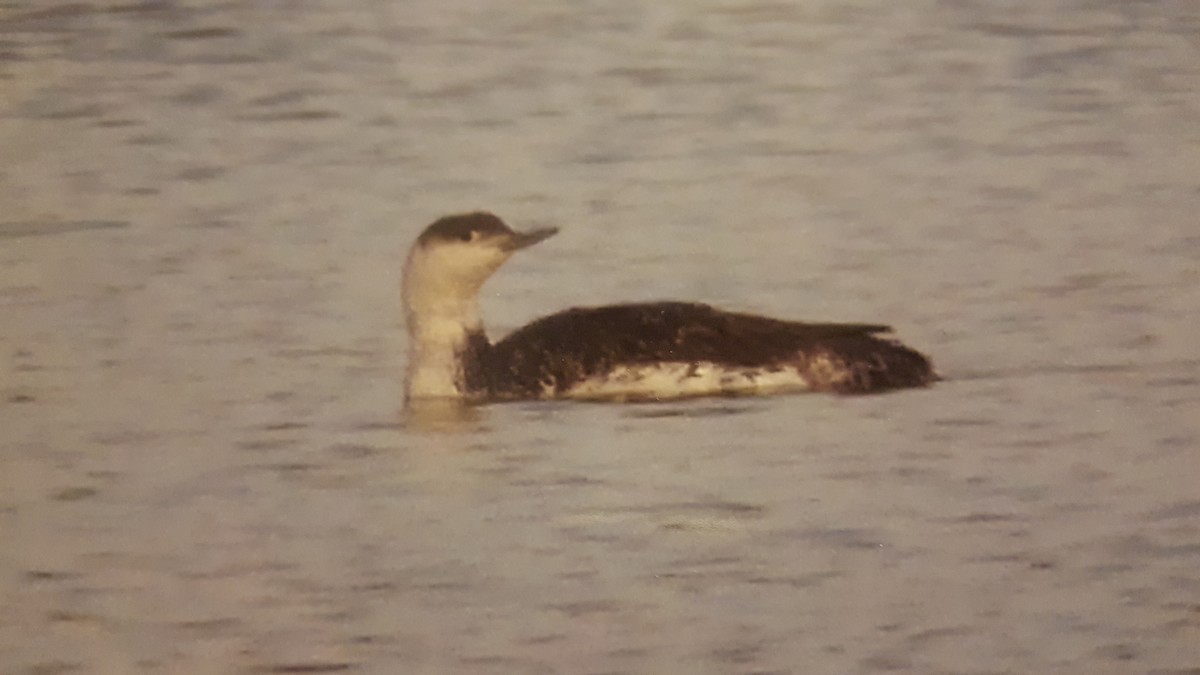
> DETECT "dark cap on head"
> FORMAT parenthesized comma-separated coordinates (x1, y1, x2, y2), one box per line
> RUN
(417, 212, 514, 246)
(417, 212, 558, 251)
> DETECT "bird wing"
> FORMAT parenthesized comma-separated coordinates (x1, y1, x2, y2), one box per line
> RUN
(487, 302, 932, 396)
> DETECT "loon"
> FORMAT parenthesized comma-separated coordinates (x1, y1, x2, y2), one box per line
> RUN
(403, 212, 936, 403)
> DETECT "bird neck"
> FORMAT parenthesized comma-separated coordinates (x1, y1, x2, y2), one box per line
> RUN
(404, 299, 492, 400)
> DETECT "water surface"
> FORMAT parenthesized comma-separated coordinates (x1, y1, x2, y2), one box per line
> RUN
(2, 1, 1198, 673)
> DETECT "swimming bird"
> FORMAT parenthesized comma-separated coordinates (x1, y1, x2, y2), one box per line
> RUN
(403, 212, 936, 403)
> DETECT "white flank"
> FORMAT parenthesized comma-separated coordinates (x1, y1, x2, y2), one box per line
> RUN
(562, 362, 812, 402)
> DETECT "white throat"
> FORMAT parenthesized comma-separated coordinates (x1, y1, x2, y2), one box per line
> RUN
(401, 243, 494, 400)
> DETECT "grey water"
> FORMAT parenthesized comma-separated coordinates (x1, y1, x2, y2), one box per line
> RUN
(2, 1, 1198, 673)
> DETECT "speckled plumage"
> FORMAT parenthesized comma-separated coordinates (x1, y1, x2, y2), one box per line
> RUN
(469, 302, 935, 400)
(403, 212, 936, 403)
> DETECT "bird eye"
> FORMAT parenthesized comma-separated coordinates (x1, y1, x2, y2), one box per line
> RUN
(459, 231, 473, 242)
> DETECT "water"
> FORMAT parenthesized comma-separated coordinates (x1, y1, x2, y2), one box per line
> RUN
(2, 1, 1198, 673)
